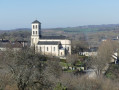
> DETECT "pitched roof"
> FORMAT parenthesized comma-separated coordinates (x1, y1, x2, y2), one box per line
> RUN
(0, 39, 9, 43)
(32, 20, 41, 24)
(38, 41, 60, 45)
(40, 36, 66, 39)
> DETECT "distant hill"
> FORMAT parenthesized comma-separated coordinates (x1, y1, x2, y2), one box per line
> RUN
(49, 24, 119, 33)
(12, 28, 31, 31)
(1, 24, 119, 33)
(0, 28, 31, 34)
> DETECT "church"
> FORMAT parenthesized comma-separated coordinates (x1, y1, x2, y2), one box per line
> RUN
(31, 20, 71, 57)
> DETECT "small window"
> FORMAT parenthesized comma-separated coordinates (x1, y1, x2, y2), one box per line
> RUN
(36, 31, 37, 35)
(54, 47, 55, 51)
(47, 47, 48, 51)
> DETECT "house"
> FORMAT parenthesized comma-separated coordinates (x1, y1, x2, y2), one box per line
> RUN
(31, 20, 71, 57)
(0, 39, 9, 51)
(17, 40, 28, 47)
(0, 39, 26, 51)
(111, 52, 118, 64)
(79, 47, 98, 56)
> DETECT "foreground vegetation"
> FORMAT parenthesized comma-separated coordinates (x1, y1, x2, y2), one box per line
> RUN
(0, 48, 119, 90)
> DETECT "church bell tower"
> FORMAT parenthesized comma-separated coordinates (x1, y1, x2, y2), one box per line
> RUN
(31, 20, 41, 46)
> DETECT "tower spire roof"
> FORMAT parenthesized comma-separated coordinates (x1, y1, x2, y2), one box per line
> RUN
(32, 20, 41, 24)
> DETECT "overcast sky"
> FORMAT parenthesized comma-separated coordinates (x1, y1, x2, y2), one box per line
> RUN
(0, 0, 119, 29)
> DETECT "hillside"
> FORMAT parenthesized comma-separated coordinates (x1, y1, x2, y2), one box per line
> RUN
(1, 24, 119, 33)
(49, 24, 119, 33)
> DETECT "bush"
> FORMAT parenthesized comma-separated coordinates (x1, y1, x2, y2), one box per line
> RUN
(60, 59, 66, 63)
(105, 64, 119, 80)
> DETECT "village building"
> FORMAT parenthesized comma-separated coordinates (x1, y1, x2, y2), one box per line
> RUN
(0, 39, 28, 51)
(79, 47, 98, 56)
(31, 20, 71, 57)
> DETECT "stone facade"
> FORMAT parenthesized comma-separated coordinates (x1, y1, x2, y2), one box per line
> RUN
(31, 20, 71, 57)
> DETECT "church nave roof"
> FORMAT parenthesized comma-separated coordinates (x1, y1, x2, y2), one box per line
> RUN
(40, 36, 66, 39)
(38, 41, 61, 45)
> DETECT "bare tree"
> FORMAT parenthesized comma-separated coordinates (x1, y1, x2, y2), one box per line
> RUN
(71, 40, 88, 54)
(0, 48, 54, 90)
(89, 40, 115, 76)
(66, 54, 79, 70)
(59, 73, 119, 90)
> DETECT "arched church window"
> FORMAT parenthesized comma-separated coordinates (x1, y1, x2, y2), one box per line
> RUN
(33, 31, 35, 35)
(47, 47, 48, 51)
(67, 47, 69, 51)
(61, 52, 62, 55)
(36, 31, 37, 35)
(40, 47, 42, 51)
(33, 25, 35, 29)
(36, 25, 37, 29)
